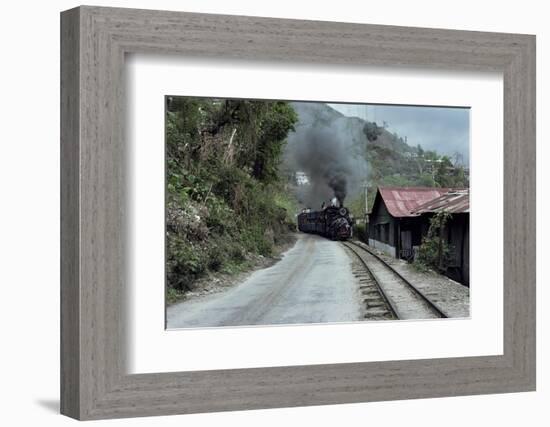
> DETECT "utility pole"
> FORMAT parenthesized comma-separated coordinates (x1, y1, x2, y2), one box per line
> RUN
(364, 183, 368, 215)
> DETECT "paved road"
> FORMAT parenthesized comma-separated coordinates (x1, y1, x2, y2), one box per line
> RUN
(167, 234, 362, 328)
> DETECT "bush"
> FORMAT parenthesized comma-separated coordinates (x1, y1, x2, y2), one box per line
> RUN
(230, 246, 246, 262)
(207, 243, 227, 271)
(166, 235, 207, 291)
(414, 211, 454, 272)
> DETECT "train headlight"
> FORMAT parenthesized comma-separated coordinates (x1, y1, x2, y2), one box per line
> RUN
(339, 208, 348, 216)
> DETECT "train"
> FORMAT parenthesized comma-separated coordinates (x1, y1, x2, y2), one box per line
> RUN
(297, 202, 354, 240)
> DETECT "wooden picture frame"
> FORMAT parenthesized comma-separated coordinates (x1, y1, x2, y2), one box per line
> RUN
(60, 5, 536, 420)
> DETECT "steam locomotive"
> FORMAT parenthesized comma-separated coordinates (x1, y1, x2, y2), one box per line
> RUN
(297, 201, 354, 240)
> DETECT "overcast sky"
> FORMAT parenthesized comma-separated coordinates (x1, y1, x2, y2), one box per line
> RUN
(328, 103, 470, 164)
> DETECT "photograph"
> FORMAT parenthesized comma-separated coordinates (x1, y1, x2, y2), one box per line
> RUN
(165, 97, 471, 328)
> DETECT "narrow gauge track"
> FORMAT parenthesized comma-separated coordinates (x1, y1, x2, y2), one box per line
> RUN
(342, 241, 448, 320)
(342, 242, 398, 320)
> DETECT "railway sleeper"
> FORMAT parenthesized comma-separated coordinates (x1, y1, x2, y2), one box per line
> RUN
(365, 300, 386, 307)
(363, 295, 383, 302)
(367, 304, 386, 310)
(364, 310, 391, 317)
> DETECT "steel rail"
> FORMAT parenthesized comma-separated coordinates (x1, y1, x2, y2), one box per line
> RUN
(345, 240, 449, 319)
(341, 241, 399, 319)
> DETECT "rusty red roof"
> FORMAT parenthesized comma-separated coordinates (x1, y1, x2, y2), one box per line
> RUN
(377, 186, 457, 218)
(411, 189, 469, 214)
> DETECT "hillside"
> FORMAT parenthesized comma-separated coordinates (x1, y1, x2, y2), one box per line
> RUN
(165, 97, 299, 300)
(283, 102, 469, 216)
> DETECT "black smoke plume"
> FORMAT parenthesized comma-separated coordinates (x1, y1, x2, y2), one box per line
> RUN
(283, 103, 369, 211)
(293, 127, 360, 209)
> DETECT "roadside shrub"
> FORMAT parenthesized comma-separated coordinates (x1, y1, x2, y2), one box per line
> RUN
(256, 237, 273, 257)
(207, 243, 227, 271)
(230, 246, 246, 262)
(166, 236, 207, 291)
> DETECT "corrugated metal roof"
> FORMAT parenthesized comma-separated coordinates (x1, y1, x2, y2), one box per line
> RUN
(411, 189, 469, 214)
(378, 186, 458, 218)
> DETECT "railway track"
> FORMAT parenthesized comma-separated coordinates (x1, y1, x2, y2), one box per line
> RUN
(343, 242, 397, 320)
(342, 241, 448, 320)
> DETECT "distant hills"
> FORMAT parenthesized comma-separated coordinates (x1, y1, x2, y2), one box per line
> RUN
(284, 102, 469, 215)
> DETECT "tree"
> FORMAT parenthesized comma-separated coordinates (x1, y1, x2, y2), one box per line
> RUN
(252, 102, 298, 183)
(434, 156, 454, 187)
(416, 173, 436, 187)
(453, 166, 468, 187)
(166, 97, 205, 167)
(363, 121, 382, 142)
(424, 150, 439, 161)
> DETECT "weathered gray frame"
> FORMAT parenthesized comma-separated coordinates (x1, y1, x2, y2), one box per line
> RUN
(60, 5, 536, 420)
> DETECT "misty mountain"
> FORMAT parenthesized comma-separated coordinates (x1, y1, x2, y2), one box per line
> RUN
(286, 102, 415, 160)
(283, 102, 468, 212)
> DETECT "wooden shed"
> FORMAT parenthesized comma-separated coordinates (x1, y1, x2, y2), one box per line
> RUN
(367, 186, 469, 286)
(367, 187, 452, 258)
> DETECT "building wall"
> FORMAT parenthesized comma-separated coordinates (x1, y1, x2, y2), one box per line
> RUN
(462, 221, 470, 285)
(444, 213, 470, 286)
(368, 197, 397, 256)
(412, 212, 470, 286)
(395, 216, 427, 260)
(368, 239, 397, 257)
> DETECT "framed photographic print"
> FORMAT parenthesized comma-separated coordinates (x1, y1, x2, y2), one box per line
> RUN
(163, 97, 471, 329)
(61, 5, 536, 420)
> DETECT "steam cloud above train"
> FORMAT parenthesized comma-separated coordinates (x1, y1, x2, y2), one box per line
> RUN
(290, 127, 367, 209)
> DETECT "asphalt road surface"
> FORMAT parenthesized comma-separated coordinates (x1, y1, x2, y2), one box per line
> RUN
(167, 234, 362, 328)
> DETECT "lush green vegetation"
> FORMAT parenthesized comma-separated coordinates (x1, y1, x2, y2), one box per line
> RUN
(414, 210, 454, 273)
(349, 121, 469, 217)
(166, 97, 298, 296)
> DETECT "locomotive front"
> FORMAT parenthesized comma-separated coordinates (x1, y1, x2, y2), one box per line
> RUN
(325, 206, 353, 240)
